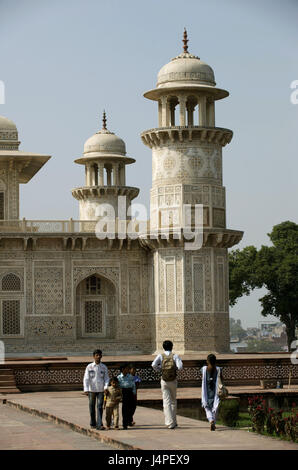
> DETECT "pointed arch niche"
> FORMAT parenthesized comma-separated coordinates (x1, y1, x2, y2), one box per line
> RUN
(76, 273, 116, 338)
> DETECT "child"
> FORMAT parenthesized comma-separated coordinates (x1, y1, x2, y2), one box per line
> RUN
(105, 377, 122, 430)
(117, 363, 136, 430)
(130, 364, 141, 425)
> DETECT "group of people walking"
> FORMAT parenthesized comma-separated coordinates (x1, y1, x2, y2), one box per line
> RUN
(83, 341, 225, 432)
(83, 351, 141, 430)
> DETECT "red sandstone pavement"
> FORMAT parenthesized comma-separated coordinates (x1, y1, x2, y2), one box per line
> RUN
(0, 404, 112, 450)
(1, 391, 298, 450)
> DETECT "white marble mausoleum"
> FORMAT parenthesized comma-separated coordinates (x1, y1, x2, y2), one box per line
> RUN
(0, 32, 243, 355)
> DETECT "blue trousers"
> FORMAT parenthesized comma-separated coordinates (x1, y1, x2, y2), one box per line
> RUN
(88, 392, 104, 427)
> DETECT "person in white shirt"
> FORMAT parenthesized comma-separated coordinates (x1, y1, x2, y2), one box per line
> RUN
(151, 340, 183, 429)
(83, 349, 110, 430)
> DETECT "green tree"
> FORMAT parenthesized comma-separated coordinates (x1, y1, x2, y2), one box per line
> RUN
(229, 221, 298, 351)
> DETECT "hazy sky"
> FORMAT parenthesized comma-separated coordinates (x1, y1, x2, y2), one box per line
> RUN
(0, 0, 297, 328)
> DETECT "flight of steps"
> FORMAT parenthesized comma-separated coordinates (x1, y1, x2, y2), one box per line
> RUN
(0, 368, 21, 394)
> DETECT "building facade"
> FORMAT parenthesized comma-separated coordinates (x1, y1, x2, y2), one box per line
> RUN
(0, 34, 243, 355)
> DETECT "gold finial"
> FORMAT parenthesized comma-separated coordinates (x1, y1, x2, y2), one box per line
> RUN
(102, 110, 107, 130)
(183, 28, 189, 53)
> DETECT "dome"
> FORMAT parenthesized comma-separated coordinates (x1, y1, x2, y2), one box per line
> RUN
(83, 128, 126, 156)
(0, 115, 18, 131)
(0, 115, 19, 150)
(157, 52, 216, 88)
(83, 112, 126, 157)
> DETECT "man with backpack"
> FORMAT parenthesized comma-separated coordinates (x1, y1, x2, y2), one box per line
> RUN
(151, 340, 183, 429)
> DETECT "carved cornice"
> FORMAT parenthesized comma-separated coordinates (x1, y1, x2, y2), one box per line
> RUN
(72, 185, 139, 201)
(0, 222, 243, 251)
(141, 126, 233, 148)
(0, 234, 141, 251)
(138, 228, 243, 250)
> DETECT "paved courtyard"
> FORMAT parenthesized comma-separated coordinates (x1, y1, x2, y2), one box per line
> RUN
(1, 391, 297, 450)
(0, 402, 113, 450)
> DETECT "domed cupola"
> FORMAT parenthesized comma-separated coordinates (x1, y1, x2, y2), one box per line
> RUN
(143, 29, 229, 130)
(0, 115, 20, 150)
(83, 116, 126, 157)
(157, 30, 216, 89)
(72, 111, 139, 220)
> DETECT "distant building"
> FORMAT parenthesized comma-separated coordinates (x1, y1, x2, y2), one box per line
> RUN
(230, 339, 248, 353)
(246, 327, 259, 338)
(259, 321, 285, 339)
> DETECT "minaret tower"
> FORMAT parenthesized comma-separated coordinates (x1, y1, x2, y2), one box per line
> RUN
(141, 31, 243, 353)
(72, 112, 139, 220)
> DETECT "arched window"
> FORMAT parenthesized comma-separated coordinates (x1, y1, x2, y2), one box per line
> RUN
(85, 275, 101, 295)
(76, 274, 116, 338)
(1, 273, 21, 291)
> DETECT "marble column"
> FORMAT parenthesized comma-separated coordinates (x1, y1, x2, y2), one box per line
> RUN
(158, 100, 162, 127)
(86, 163, 92, 186)
(179, 96, 187, 126)
(113, 163, 119, 185)
(98, 162, 104, 185)
(207, 98, 215, 126)
(199, 96, 207, 126)
(187, 103, 195, 126)
(161, 96, 168, 127)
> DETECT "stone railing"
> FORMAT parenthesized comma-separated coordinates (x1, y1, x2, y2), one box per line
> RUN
(0, 219, 149, 234)
(0, 219, 96, 233)
(2, 356, 297, 392)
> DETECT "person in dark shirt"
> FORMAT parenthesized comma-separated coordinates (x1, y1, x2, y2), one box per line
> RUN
(129, 364, 141, 425)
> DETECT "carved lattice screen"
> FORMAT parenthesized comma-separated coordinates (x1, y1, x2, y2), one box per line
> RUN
(2, 300, 20, 335)
(2, 273, 21, 291)
(85, 300, 103, 334)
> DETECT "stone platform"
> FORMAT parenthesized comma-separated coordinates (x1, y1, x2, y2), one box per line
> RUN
(1, 391, 297, 450)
